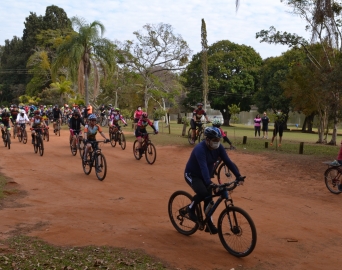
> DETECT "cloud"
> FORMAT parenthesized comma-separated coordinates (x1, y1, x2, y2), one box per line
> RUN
(0, 0, 310, 59)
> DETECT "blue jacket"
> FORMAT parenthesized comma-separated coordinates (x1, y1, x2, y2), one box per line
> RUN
(185, 141, 240, 186)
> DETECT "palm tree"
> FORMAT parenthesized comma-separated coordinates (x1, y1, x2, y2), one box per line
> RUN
(49, 80, 74, 104)
(52, 17, 116, 105)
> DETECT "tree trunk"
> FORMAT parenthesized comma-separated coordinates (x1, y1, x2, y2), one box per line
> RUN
(302, 113, 315, 132)
(328, 114, 338, 145)
(220, 109, 232, 126)
(85, 65, 89, 106)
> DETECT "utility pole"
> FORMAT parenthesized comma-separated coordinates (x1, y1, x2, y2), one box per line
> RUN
(201, 19, 208, 110)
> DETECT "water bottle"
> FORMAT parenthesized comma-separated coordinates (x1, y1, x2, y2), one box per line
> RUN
(204, 201, 214, 215)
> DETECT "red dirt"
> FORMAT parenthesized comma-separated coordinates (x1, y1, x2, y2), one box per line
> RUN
(0, 129, 341, 270)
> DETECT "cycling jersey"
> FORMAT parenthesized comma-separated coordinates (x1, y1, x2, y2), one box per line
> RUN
(135, 118, 156, 137)
(84, 124, 102, 141)
(110, 113, 127, 125)
(31, 116, 44, 128)
(0, 112, 11, 124)
(10, 108, 19, 120)
(192, 109, 206, 121)
(52, 108, 63, 119)
(217, 127, 232, 144)
(16, 114, 29, 124)
(69, 117, 85, 131)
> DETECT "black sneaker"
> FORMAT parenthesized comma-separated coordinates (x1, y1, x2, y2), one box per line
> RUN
(187, 206, 198, 222)
(205, 221, 218, 234)
(338, 184, 342, 192)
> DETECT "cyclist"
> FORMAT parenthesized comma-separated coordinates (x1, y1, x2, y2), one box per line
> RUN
(69, 111, 85, 150)
(41, 111, 49, 126)
(135, 112, 158, 157)
(52, 105, 63, 133)
(184, 127, 243, 234)
(190, 103, 210, 144)
(16, 109, 30, 135)
(83, 114, 109, 161)
(109, 108, 127, 128)
(0, 108, 12, 140)
(30, 110, 47, 144)
(133, 106, 143, 130)
(10, 105, 19, 126)
(212, 118, 235, 149)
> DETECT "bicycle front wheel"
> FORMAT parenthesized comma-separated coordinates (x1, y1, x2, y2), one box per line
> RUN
(78, 140, 84, 159)
(217, 163, 239, 184)
(110, 132, 117, 147)
(198, 131, 204, 143)
(38, 135, 44, 156)
(95, 153, 107, 181)
(218, 206, 257, 257)
(22, 130, 27, 144)
(168, 190, 199, 236)
(187, 128, 194, 145)
(133, 140, 141, 160)
(119, 132, 126, 150)
(324, 167, 342, 194)
(7, 131, 11, 149)
(18, 130, 22, 142)
(145, 142, 156, 164)
(45, 129, 49, 142)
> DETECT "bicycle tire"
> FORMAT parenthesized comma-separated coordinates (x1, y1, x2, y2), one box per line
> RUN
(198, 131, 204, 143)
(217, 163, 239, 184)
(6, 131, 11, 149)
(324, 167, 342, 194)
(133, 140, 141, 160)
(110, 132, 117, 147)
(70, 138, 77, 156)
(187, 128, 194, 145)
(34, 136, 38, 153)
(82, 151, 93, 175)
(78, 140, 84, 159)
(95, 153, 107, 181)
(168, 190, 199, 236)
(18, 130, 22, 142)
(58, 125, 60, 136)
(45, 129, 49, 142)
(145, 142, 157, 164)
(120, 132, 126, 150)
(218, 206, 257, 257)
(38, 135, 44, 156)
(13, 127, 16, 139)
(22, 130, 27, 144)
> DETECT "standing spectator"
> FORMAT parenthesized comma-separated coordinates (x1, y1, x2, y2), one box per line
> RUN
(152, 107, 160, 132)
(254, 114, 262, 138)
(87, 103, 93, 114)
(270, 110, 285, 147)
(133, 106, 143, 130)
(261, 112, 270, 139)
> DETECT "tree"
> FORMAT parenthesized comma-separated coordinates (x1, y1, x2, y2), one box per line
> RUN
(49, 79, 74, 104)
(121, 23, 191, 110)
(182, 40, 262, 125)
(201, 19, 209, 110)
(53, 16, 116, 105)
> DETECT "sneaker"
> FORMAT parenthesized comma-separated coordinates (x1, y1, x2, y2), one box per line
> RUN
(338, 184, 342, 192)
(187, 206, 198, 222)
(205, 221, 218, 234)
(330, 160, 340, 166)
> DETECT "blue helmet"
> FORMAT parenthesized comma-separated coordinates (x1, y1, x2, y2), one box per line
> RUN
(204, 127, 222, 139)
(88, 114, 97, 120)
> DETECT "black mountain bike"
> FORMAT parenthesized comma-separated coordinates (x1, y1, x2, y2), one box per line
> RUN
(187, 122, 209, 145)
(168, 177, 257, 257)
(212, 147, 238, 184)
(17, 124, 28, 144)
(69, 130, 83, 157)
(2, 127, 11, 149)
(32, 128, 45, 156)
(109, 125, 126, 150)
(133, 133, 157, 164)
(54, 119, 61, 136)
(82, 141, 108, 181)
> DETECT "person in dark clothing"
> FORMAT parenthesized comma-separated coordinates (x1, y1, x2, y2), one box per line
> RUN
(69, 112, 85, 150)
(261, 112, 270, 139)
(270, 110, 285, 147)
(184, 127, 243, 234)
(52, 105, 63, 133)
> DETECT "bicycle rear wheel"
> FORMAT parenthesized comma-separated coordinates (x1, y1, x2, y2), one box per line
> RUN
(217, 163, 239, 184)
(22, 130, 27, 144)
(145, 142, 156, 164)
(168, 190, 199, 236)
(38, 135, 44, 156)
(95, 153, 107, 181)
(324, 167, 342, 194)
(187, 128, 194, 145)
(218, 206, 257, 257)
(133, 140, 141, 160)
(119, 132, 126, 150)
(82, 151, 93, 175)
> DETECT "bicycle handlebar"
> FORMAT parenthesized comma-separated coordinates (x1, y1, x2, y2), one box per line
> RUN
(212, 176, 246, 192)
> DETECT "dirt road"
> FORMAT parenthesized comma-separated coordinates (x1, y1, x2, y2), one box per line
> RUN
(0, 130, 341, 269)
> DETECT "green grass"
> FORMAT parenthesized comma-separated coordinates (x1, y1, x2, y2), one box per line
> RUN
(0, 236, 169, 270)
(0, 175, 7, 200)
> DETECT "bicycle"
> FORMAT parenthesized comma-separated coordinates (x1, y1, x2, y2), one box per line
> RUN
(54, 119, 61, 136)
(2, 126, 11, 149)
(324, 161, 342, 194)
(187, 122, 208, 145)
(69, 129, 84, 157)
(31, 128, 45, 156)
(12, 124, 17, 139)
(168, 177, 257, 257)
(133, 133, 157, 164)
(17, 124, 28, 144)
(109, 125, 126, 150)
(98, 115, 108, 127)
(42, 126, 49, 142)
(82, 140, 108, 181)
(212, 146, 238, 184)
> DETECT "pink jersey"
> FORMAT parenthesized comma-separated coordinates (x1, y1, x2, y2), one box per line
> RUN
(134, 110, 143, 119)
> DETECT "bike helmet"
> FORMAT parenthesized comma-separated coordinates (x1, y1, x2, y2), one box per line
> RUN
(65, 104, 69, 108)
(204, 127, 222, 139)
(115, 107, 120, 111)
(142, 112, 148, 118)
(34, 110, 40, 115)
(88, 114, 97, 120)
(197, 102, 203, 107)
(212, 119, 221, 126)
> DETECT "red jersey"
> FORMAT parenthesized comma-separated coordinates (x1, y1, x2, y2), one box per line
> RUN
(192, 109, 206, 121)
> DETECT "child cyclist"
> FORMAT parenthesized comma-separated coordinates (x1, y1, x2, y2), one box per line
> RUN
(212, 118, 235, 149)
(135, 112, 158, 157)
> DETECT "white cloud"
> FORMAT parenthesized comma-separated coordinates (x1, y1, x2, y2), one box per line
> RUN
(0, 0, 311, 59)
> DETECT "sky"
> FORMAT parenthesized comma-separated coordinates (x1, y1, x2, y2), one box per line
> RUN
(0, 0, 311, 59)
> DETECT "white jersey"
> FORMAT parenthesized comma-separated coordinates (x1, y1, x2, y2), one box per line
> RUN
(16, 114, 29, 124)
